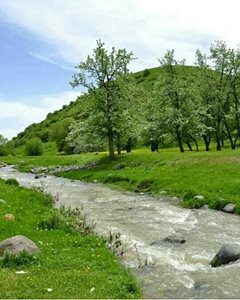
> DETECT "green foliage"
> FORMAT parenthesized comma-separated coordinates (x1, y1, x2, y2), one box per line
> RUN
(135, 179, 154, 192)
(38, 206, 95, 235)
(25, 138, 43, 156)
(1, 251, 38, 268)
(49, 117, 74, 153)
(5, 178, 19, 186)
(104, 174, 130, 183)
(70, 39, 140, 159)
(143, 68, 150, 77)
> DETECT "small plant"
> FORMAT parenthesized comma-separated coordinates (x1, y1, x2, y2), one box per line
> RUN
(5, 178, 19, 186)
(134, 179, 153, 192)
(38, 206, 95, 235)
(104, 174, 129, 183)
(25, 138, 43, 156)
(1, 251, 38, 268)
(38, 210, 64, 231)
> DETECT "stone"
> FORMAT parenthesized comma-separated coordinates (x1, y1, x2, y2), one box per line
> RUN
(113, 164, 125, 170)
(222, 204, 236, 214)
(159, 190, 167, 195)
(150, 233, 186, 246)
(210, 243, 240, 267)
(93, 179, 98, 183)
(202, 205, 209, 209)
(139, 192, 145, 196)
(0, 235, 40, 257)
(4, 214, 15, 221)
(0, 199, 6, 205)
(34, 175, 40, 179)
(194, 195, 204, 200)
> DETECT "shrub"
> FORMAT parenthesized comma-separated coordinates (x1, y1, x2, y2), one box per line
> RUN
(38, 207, 95, 235)
(5, 178, 19, 186)
(104, 174, 130, 183)
(134, 179, 154, 192)
(1, 251, 38, 268)
(0, 145, 8, 156)
(25, 138, 43, 156)
(143, 68, 150, 77)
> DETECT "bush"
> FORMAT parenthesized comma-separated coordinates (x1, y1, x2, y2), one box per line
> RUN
(1, 251, 38, 268)
(143, 68, 150, 77)
(25, 138, 43, 156)
(134, 179, 154, 192)
(5, 178, 19, 186)
(104, 174, 130, 183)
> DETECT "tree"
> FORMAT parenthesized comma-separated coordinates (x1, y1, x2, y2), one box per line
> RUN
(194, 49, 216, 151)
(151, 50, 201, 153)
(70, 40, 135, 159)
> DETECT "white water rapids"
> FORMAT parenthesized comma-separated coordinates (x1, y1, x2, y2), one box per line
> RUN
(1, 166, 240, 298)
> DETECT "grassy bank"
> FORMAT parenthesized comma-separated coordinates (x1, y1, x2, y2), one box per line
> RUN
(0, 179, 141, 298)
(2, 147, 240, 213)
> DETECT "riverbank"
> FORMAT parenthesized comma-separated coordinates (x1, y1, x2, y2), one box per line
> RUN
(1, 165, 240, 298)
(0, 177, 141, 299)
(2, 147, 240, 214)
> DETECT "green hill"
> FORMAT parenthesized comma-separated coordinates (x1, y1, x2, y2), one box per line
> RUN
(12, 65, 196, 150)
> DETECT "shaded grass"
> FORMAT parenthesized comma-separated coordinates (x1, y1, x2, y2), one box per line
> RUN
(0, 179, 141, 299)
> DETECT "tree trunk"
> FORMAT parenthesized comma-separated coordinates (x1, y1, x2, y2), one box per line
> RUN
(186, 141, 192, 151)
(216, 130, 221, 151)
(176, 127, 184, 153)
(126, 138, 132, 153)
(192, 138, 199, 151)
(202, 135, 211, 151)
(117, 142, 121, 155)
(108, 129, 115, 159)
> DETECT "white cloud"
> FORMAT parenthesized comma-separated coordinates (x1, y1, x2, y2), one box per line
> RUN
(0, 91, 80, 139)
(1, 0, 240, 71)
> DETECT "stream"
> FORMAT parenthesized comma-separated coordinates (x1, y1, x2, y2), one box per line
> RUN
(1, 165, 240, 298)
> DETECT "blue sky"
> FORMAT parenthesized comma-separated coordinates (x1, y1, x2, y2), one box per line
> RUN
(1, 0, 240, 138)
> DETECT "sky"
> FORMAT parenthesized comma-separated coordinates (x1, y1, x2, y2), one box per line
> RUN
(1, 0, 240, 139)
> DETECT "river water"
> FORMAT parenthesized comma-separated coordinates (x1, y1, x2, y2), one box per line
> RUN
(1, 166, 240, 298)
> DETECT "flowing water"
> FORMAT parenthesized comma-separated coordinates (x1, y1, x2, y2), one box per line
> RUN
(1, 166, 240, 298)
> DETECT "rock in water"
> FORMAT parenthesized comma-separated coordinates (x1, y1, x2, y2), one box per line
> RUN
(150, 233, 186, 246)
(210, 243, 240, 267)
(0, 235, 40, 256)
(222, 204, 236, 214)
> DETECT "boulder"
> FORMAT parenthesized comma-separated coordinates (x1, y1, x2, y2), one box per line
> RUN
(4, 214, 15, 221)
(194, 195, 204, 200)
(150, 233, 186, 246)
(0, 235, 40, 256)
(222, 204, 236, 214)
(210, 243, 240, 267)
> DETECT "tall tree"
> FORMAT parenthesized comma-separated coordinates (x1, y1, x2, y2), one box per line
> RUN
(70, 40, 135, 159)
(151, 50, 200, 153)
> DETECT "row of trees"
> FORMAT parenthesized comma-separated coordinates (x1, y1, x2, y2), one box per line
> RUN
(68, 40, 240, 157)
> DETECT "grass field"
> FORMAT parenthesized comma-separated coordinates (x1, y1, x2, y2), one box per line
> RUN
(2, 146, 240, 213)
(0, 179, 141, 299)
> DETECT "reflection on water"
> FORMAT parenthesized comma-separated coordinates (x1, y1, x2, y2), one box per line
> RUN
(1, 166, 240, 298)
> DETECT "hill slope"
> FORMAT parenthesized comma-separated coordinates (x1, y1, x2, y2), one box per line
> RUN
(12, 65, 196, 148)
